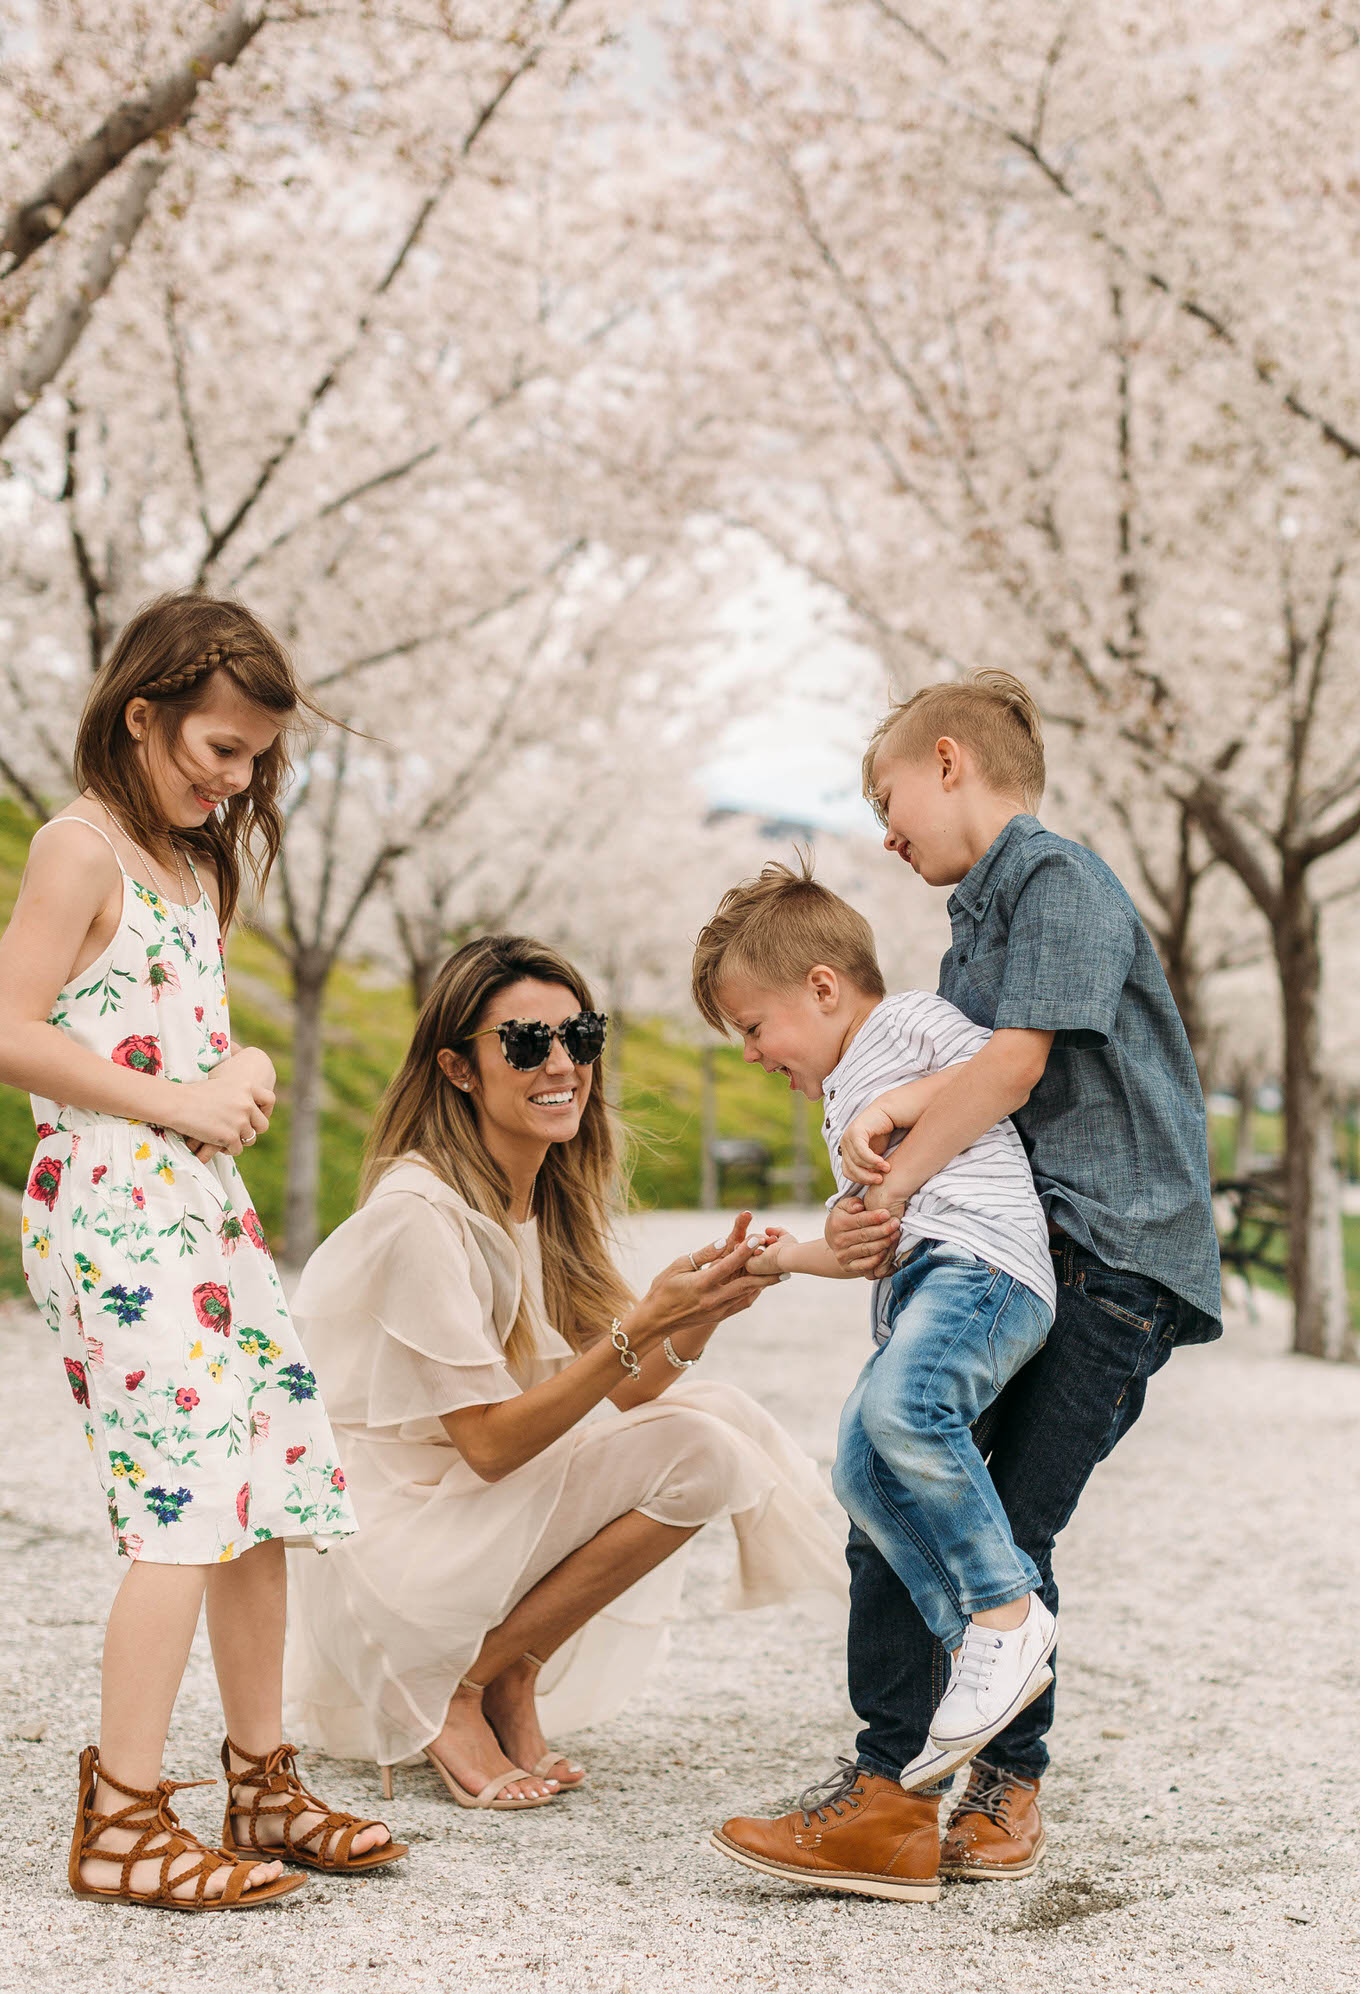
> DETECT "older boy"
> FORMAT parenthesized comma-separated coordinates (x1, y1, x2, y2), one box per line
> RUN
(710, 671, 1220, 1900)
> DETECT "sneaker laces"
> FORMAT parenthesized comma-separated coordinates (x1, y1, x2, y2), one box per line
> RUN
(794, 1757, 865, 1827)
(953, 1621, 1004, 1694)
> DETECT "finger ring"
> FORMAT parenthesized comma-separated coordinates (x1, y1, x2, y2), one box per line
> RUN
(687, 1251, 702, 1272)
(243, 1131, 256, 1146)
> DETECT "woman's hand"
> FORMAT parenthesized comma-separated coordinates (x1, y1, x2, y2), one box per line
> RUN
(174, 1047, 276, 1158)
(837, 1103, 896, 1183)
(631, 1211, 782, 1344)
(825, 1195, 898, 1278)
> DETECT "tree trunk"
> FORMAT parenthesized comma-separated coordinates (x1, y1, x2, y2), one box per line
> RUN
(283, 950, 330, 1267)
(1231, 1063, 1258, 1178)
(699, 1046, 718, 1209)
(1274, 881, 1351, 1359)
(1161, 945, 1211, 1098)
(790, 1088, 812, 1205)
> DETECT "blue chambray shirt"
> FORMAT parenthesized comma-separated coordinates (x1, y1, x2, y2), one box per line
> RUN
(938, 814, 1222, 1341)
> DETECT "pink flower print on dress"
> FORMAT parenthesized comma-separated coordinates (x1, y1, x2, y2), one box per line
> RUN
(27, 1156, 62, 1209)
(236, 1484, 250, 1528)
(111, 1033, 163, 1076)
(331, 1468, 346, 1491)
(34, 1122, 56, 1139)
(250, 1410, 270, 1450)
(131, 1186, 146, 1211)
(84, 1338, 104, 1366)
(242, 1207, 268, 1251)
(175, 1387, 200, 1410)
(208, 1031, 229, 1056)
(192, 1282, 232, 1334)
(194, 1005, 204, 1023)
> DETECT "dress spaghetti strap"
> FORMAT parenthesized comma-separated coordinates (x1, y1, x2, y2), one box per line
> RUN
(30, 816, 127, 875)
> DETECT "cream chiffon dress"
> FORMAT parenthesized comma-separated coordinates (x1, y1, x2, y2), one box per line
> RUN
(283, 1160, 848, 1768)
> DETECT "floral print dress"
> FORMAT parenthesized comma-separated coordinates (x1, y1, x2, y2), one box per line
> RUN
(20, 820, 357, 1565)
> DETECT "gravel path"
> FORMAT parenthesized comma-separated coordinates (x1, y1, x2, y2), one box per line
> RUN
(1, 1209, 1356, 1994)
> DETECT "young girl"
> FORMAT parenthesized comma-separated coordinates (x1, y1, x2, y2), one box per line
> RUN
(0, 591, 405, 1911)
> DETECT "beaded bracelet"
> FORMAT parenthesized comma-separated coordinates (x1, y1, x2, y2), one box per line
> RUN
(610, 1317, 642, 1379)
(663, 1337, 699, 1370)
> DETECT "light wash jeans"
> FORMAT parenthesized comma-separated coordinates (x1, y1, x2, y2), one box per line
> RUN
(832, 1237, 1052, 1653)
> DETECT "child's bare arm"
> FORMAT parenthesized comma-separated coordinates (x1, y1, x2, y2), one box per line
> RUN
(0, 828, 273, 1152)
(750, 1228, 860, 1280)
(836, 1069, 961, 1182)
(862, 1030, 1054, 1216)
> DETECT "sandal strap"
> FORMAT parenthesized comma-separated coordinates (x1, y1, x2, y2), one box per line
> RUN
(222, 1737, 379, 1864)
(475, 1768, 534, 1806)
(78, 1751, 255, 1906)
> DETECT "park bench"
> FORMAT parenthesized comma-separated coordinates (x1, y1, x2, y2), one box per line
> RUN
(1214, 1173, 1289, 1316)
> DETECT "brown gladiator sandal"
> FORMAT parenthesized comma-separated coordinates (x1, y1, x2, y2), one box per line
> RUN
(220, 1737, 408, 1872)
(69, 1746, 305, 1911)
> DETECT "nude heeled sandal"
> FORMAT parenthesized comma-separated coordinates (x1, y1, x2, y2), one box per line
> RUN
(518, 1651, 586, 1789)
(378, 1675, 559, 1810)
(220, 1737, 408, 1872)
(69, 1745, 305, 1912)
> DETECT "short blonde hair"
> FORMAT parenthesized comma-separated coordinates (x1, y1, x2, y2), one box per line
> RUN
(691, 855, 885, 1035)
(863, 669, 1045, 820)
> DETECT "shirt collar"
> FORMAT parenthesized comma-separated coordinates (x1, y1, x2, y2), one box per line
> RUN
(948, 813, 1043, 922)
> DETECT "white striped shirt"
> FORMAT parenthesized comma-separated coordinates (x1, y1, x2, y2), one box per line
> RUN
(822, 990, 1057, 1324)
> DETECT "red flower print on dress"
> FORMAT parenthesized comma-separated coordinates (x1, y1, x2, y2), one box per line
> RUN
(111, 1033, 163, 1076)
(175, 1387, 199, 1410)
(241, 1208, 268, 1251)
(208, 1031, 229, 1055)
(64, 1358, 89, 1407)
(236, 1483, 250, 1528)
(91, 1165, 108, 1186)
(125, 1370, 146, 1391)
(35, 1122, 56, 1139)
(330, 1468, 346, 1491)
(27, 1156, 62, 1209)
(131, 1186, 146, 1210)
(192, 1282, 232, 1334)
(286, 1445, 306, 1466)
(194, 1005, 204, 1022)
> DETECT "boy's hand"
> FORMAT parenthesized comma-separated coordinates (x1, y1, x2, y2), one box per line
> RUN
(825, 1196, 897, 1278)
(837, 1103, 895, 1183)
(862, 1181, 907, 1219)
(747, 1225, 793, 1275)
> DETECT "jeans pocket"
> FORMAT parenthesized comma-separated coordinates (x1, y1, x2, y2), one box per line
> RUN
(985, 1283, 1050, 1394)
(1077, 1266, 1160, 1334)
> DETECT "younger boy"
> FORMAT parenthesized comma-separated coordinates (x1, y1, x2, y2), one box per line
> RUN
(710, 670, 1220, 1901)
(690, 863, 1059, 1857)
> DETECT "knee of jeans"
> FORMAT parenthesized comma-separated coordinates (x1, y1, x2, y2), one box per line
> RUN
(856, 1382, 950, 1476)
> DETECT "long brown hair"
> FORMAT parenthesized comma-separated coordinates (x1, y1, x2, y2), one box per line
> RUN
(73, 590, 328, 931)
(361, 935, 632, 1371)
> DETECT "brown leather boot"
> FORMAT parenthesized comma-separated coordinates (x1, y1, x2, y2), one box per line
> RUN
(939, 1760, 1045, 1879)
(711, 1759, 941, 1902)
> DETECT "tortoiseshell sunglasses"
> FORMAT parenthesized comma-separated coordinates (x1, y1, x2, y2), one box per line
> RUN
(464, 1011, 609, 1072)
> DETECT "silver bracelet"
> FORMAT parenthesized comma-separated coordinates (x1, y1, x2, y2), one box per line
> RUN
(663, 1336, 699, 1370)
(610, 1317, 642, 1380)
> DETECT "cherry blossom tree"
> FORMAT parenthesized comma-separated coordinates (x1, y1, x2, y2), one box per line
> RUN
(657, 0, 1360, 1356)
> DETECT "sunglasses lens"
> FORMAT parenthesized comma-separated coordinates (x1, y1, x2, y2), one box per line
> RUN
(502, 1023, 553, 1070)
(563, 1013, 607, 1065)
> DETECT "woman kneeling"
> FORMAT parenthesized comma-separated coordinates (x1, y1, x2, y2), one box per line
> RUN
(285, 935, 846, 1809)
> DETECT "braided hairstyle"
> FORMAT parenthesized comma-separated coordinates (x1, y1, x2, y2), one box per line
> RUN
(73, 591, 331, 931)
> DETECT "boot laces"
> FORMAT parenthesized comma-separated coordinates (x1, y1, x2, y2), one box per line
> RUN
(950, 1761, 1031, 1828)
(794, 1757, 864, 1827)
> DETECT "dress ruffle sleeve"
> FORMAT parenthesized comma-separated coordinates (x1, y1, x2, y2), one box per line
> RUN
(291, 1182, 522, 1433)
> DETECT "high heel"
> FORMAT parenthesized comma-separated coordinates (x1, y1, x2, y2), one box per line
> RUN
(401, 1674, 559, 1809)
(519, 1652, 587, 1790)
(69, 1745, 305, 1911)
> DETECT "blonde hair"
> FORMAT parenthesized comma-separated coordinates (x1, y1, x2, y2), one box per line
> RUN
(862, 669, 1045, 820)
(691, 855, 885, 1035)
(360, 934, 632, 1374)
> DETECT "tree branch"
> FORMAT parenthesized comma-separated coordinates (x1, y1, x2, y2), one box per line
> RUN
(0, 4, 265, 280)
(0, 155, 167, 445)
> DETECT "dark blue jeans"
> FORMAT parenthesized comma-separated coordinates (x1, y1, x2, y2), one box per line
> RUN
(848, 1235, 1183, 1783)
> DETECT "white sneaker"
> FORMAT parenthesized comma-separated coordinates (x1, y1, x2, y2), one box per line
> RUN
(899, 1597, 1057, 1794)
